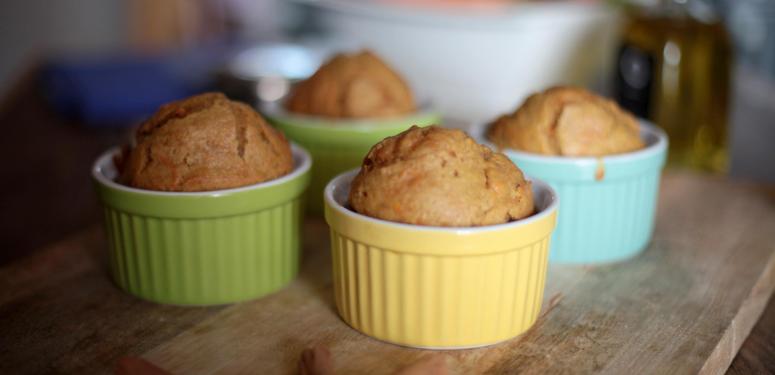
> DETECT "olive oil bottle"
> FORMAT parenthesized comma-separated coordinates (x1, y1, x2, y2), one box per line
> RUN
(615, 0, 732, 173)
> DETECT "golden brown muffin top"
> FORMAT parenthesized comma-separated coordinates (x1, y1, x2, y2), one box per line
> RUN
(285, 50, 416, 118)
(119, 92, 293, 192)
(349, 126, 534, 227)
(487, 87, 644, 157)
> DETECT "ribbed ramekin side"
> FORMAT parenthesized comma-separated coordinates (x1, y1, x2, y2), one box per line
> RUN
(329, 231, 551, 348)
(102, 198, 302, 305)
(548, 168, 662, 263)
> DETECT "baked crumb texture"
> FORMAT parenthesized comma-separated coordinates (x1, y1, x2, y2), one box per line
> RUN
(350, 126, 534, 227)
(286, 50, 416, 119)
(120, 92, 293, 192)
(487, 86, 644, 157)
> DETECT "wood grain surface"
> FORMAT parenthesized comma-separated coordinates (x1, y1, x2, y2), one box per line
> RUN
(0, 227, 225, 374)
(2, 172, 771, 374)
(727, 298, 775, 375)
(138, 173, 775, 375)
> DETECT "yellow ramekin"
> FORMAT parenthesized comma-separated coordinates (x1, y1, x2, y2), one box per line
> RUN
(324, 169, 559, 349)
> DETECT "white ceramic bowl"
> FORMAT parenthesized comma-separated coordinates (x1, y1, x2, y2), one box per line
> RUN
(297, 0, 622, 123)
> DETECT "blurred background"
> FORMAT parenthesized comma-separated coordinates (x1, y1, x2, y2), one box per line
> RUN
(0, 0, 773, 262)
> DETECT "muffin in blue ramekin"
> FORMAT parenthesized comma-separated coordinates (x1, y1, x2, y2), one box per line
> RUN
(478, 87, 668, 263)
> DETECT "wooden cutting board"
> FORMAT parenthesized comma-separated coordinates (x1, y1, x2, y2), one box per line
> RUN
(0, 172, 773, 374)
(141, 173, 775, 375)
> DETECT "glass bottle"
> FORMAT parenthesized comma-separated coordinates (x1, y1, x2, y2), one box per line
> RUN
(615, 0, 732, 173)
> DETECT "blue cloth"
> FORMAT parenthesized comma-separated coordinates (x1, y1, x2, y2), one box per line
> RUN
(40, 53, 218, 127)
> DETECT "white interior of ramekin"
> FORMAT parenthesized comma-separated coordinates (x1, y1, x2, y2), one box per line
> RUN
(470, 120, 668, 164)
(92, 143, 311, 196)
(325, 169, 558, 234)
(260, 100, 437, 128)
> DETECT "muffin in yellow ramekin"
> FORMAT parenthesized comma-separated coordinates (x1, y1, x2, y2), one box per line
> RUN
(324, 169, 558, 349)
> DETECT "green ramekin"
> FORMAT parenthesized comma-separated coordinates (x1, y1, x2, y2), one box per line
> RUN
(92, 144, 311, 305)
(263, 105, 441, 214)
(476, 121, 668, 264)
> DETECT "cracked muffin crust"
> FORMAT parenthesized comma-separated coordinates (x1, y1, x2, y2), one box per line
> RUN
(349, 126, 533, 227)
(487, 86, 644, 157)
(285, 50, 416, 118)
(119, 92, 293, 192)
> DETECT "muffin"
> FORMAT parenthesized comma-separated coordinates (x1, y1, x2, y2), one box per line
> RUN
(120, 92, 293, 192)
(477, 86, 668, 264)
(324, 157, 558, 349)
(349, 126, 533, 227)
(93, 92, 312, 305)
(266, 51, 439, 214)
(487, 86, 644, 157)
(285, 50, 416, 118)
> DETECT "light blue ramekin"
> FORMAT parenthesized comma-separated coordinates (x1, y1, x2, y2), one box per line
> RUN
(476, 121, 668, 264)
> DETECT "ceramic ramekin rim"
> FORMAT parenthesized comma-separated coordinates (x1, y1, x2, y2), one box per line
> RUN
(92, 142, 312, 197)
(472, 120, 668, 164)
(324, 168, 559, 234)
(261, 101, 439, 130)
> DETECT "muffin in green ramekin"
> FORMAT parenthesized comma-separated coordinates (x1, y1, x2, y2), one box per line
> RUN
(92, 144, 311, 305)
(263, 50, 441, 214)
